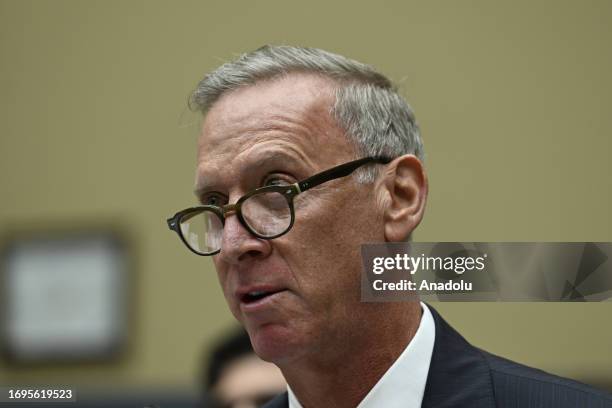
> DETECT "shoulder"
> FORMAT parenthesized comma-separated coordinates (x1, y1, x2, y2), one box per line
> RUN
(479, 349, 612, 407)
(425, 304, 611, 407)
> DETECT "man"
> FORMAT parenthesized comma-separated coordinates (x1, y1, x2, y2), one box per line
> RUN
(168, 45, 612, 407)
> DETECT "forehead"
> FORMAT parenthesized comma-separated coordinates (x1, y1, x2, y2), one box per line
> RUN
(196, 74, 356, 189)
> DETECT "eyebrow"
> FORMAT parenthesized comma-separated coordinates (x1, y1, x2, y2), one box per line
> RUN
(193, 150, 302, 200)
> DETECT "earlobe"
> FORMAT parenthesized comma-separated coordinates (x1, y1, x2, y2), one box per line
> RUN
(381, 155, 428, 242)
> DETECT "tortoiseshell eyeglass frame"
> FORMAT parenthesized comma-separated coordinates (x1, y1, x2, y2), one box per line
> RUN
(167, 156, 392, 256)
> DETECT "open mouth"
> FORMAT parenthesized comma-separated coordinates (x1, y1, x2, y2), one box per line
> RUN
(240, 289, 284, 304)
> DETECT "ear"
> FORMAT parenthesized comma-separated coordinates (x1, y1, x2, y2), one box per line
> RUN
(378, 155, 428, 242)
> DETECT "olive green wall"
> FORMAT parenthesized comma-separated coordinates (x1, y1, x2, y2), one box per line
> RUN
(1, 0, 610, 392)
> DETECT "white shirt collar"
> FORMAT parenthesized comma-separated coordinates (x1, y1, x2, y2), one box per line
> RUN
(288, 302, 435, 408)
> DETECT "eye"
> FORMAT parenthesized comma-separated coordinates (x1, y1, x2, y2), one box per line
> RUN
(201, 192, 226, 206)
(263, 174, 292, 187)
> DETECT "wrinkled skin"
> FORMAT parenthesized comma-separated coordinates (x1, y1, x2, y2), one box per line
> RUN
(195, 73, 427, 407)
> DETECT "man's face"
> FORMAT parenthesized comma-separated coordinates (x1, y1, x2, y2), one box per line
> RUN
(196, 74, 384, 365)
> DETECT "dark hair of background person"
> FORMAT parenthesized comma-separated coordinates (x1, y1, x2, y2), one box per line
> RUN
(202, 327, 286, 408)
(205, 327, 253, 391)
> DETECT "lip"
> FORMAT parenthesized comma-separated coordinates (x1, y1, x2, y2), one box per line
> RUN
(235, 285, 288, 313)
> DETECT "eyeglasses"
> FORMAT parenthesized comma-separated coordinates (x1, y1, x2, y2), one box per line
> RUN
(167, 156, 391, 256)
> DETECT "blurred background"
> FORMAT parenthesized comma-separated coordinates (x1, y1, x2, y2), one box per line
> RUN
(0, 0, 611, 406)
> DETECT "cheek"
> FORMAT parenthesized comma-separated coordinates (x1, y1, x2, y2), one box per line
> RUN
(213, 263, 241, 316)
(212, 259, 227, 290)
(279, 189, 378, 304)
(216, 271, 229, 297)
(303, 207, 376, 293)
(285, 226, 364, 304)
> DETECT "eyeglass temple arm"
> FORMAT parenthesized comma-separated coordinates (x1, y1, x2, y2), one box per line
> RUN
(297, 156, 391, 193)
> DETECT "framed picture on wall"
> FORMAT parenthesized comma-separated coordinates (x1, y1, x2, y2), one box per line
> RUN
(0, 226, 132, 363)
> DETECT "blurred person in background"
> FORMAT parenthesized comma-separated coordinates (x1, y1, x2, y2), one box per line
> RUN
(168, 45, 612, 407)
(205, 327, 286, 408)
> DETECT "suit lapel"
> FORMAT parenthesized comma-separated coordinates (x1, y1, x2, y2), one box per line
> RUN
(421, 304, 496, 408)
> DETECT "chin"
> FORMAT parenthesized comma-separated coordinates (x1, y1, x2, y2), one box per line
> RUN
(248, 322, 304, 365)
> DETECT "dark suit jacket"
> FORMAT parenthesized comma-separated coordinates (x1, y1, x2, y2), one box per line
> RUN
(263, 305, 612, 407)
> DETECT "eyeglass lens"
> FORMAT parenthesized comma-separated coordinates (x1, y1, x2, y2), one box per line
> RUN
(179, 190, 292, 254)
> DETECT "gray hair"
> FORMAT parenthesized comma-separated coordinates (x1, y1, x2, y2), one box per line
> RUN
(190, 45, 424, 182)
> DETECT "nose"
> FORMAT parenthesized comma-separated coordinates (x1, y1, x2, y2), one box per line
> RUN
(217, 211, 272, 265)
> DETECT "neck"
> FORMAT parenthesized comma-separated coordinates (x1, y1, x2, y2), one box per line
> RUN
(280, 302, 422, 408)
